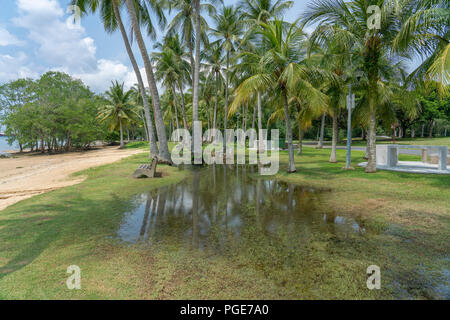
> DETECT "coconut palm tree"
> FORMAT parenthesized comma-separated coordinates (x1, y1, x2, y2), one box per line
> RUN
(99, 81, 137, 148)
(125, 0, 172, 163)
(154, 35, 190, 131)
(302, 0, 412, 173)
(394, 0, 449, 94)
(203, 43, 225, 134)
(211, 5, 244, 150)
(240, 0, 293, 23)
(308, 24, 355, 162)
(166, 0, 215, 83)
(72, 0, 159, 156)
(152, 40, 190, 131)
(232, 19, 328, 173)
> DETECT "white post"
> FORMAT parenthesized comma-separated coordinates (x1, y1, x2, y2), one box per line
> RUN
(438, 147, 448, 171)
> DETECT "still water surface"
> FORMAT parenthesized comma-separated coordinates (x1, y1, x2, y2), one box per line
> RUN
(118, 165, 366, 250)
(116, 164, 448, 299)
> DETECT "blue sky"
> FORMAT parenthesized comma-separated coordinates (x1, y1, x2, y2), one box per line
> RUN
(0, 0, 417, 93)
(0, 0, 314, 92)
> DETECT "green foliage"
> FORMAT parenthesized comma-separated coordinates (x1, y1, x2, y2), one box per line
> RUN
(0, 72, 109, 152)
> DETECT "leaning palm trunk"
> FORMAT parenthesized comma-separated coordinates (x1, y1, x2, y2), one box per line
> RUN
(283, 93, 296, 173)
(366, 106, 377, 173)
(125, 0, 171, 163)
(316, 113, 325, 148)
(112, 1, 158, 157)
(329, 111, 338, 162)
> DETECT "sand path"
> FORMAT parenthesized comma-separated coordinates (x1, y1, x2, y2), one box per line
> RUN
(0, 146, 144, 211)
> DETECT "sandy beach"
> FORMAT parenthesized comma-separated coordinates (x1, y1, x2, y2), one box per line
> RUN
(0, 146, 144, 211)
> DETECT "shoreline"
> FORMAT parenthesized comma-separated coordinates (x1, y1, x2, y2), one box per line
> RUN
(0, 146, 144, 211)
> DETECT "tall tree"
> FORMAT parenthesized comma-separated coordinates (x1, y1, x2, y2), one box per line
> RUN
(99, 81, 137, 149)
(232, 19, 328, 173)
(211, 5, 244, 151)
(303, 0, 409, 172)
(73, 0, 159, 156)
(125, 0, 172, 163)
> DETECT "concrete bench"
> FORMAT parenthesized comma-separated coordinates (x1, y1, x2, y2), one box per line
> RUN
(376, 145, 448, 171)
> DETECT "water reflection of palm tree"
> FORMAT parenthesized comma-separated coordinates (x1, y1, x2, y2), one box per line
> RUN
(192, 170, 200, 248)
(138, 193, 153, 241)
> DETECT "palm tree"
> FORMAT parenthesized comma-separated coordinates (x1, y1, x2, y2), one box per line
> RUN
(308, 24, 354, 162)
(152, 40, 190, 132)
(232, 19, 328, 173)
(166, 0, 215, 85)
(203, 43, 224, 134)
(303, 0, 411, 173)
(240, 0, 293, 23)
(394, 0, 449, 94)
(125, 0, 172, 163)
(154, 35, 190, 131)
(99, 81, 137, 148)
(211, 5, 244, 151)
(73, 0, 159, 156)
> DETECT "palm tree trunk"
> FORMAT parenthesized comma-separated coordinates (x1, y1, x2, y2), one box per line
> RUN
(316, 113, 325, 148)
(125, 0, 171, 163)
(297, 126, 303, 155)
(283, 92, 296, 173)
(365, 106, 377, 173)
(257, 91, 264, 152)
(192, 0, 200, 124)
(171, 84, 180, 141)
(119, 118, 124, 149)
(223, 49, 230, 153)
(251, 104, 256, 131)
(429, 120, 435, 138)
(330, 111, 338, 162)
(178, 82, 189, 130)
(192, 0, 201, 158)
(113, 1, 158, 157)
(213, 71, 219, 133)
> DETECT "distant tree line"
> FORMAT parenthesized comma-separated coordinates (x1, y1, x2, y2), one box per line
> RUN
(0, 71, 114, 152)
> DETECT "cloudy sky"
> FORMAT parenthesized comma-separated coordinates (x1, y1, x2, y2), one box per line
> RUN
(0, 0, 316, 92)
(0, 0, 420, 93)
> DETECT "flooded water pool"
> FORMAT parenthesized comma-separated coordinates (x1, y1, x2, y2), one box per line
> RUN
(115, 164, 448, 299)
(118, 165, 366, 251)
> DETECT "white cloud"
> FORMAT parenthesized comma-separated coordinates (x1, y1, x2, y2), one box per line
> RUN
(0, 52, 38, 82)
(72, 59, 132, 92)
(13, 0, 97, 74)
(0, 27, 24, 46)
(1, 0, 147, 92)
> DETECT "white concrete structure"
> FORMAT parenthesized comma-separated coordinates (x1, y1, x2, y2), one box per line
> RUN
(359, 144, 450, 174)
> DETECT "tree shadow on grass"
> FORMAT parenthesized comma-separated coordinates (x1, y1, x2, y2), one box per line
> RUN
(0, 191, 139, 282)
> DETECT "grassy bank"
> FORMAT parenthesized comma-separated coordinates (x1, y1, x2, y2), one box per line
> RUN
(301, 136, 450, 148)
(0, 145, 448, 299)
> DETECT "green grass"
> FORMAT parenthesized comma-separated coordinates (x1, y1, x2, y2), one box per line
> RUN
(0, 146, 448, 299)
(302, 136, 450, 148)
